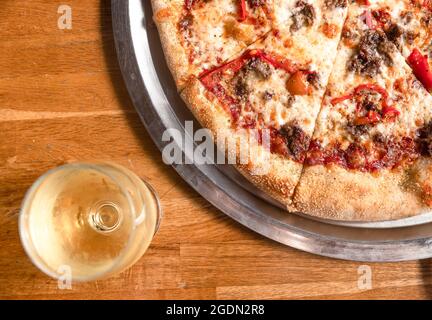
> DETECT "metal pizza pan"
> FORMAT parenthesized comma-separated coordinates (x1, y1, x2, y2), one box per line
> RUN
(112, 0, 432, 261)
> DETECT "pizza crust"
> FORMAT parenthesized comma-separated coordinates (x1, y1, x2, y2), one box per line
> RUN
(293, 164, 429, 221)
(151, 0, 194, 89)
(181, 78, 303, 208)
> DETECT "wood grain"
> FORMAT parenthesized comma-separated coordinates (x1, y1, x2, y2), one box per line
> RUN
(1, 0, 432, 300)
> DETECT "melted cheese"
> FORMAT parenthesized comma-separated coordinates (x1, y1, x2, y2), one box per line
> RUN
(312, 2, 432, 151)
(239, 0, 349, 135)
(182, 0, 272, 72)
(367, 0, 431, 57)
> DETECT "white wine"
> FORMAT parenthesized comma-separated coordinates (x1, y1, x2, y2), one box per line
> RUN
(19, 163, 161, 282)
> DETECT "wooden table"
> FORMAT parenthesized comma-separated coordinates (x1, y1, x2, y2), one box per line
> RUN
(1, 0, 432, 300)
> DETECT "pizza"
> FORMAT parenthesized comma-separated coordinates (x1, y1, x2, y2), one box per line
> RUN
(294, 2, 432, 220)
(181, 0, 348, 206)
(152, 0, 432, 221)
(357, 0, 432, 92)
(361, 0, 431, 59)
(152, 0, 275, 89)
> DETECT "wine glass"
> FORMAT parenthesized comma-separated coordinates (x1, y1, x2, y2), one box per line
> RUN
(19, 162, 162, 282)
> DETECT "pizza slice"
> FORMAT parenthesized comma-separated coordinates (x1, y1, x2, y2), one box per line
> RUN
(181, 0, 348, 206)
(357, 0, 432, 92)
(293, 2, 432, 221)
(151, 0, 275, 90)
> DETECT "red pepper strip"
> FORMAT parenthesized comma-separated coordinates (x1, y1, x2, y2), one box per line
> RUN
(330, 94, 354, 105)
(250, 50, 298, 73)
(354, 111, 381, 125)
(354, 83, 388, 98)
(238, 0, 248, 21)
(407, 48, 432, 93)
(382, 106, 400, 121)
(355, 83, 391, 107)
(200, 49, 297, 81)
(332, 84, 389, 106)
(200, 55, 246, 82)
(200, 56, 248, 120)
(356, 0, 371, 5)
(331, 83, 399, 123)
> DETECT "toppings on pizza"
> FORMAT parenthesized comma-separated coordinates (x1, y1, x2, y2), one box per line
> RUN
(288, 1, 432, 219)
(417, 120, 432, 156)
(348, 30, 395, 77)
(192, 0, 350, 167)
(305, 135, 420, 172)
(321, 22, 340, 38)
(278, 123, 310, 161)
(286, 71, 317, 96)
(238, 0, 248, 21)
(199, 48, 320, 162)
(152, 0, 275, 88)
(290, 1, 316, 31)
(324, 0, 348, 10)
(407, 48, 432, 93)
(178, 0, 273, 65)
(303, 3, 432, 173)
(331, 84, 400, 125)
(350, 0, 432, 93)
